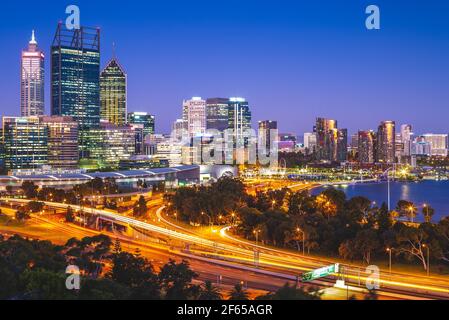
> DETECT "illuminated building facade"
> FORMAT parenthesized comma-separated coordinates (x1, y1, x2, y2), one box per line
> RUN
(358, 130, 376, 163)
(83, 122, 137, 169)
(377, 121, 396, 163)
(183, 97, 207, 138)
(258, 120, 278, 155)
(314, 118, 347, 162)
(51, 23, 101, 130)
(206, 98, 230, 132)
(41, 116, 79, 169)
(2, 117, 48, 170)
(421, 134, 448, 157)
(100, 58, 127, 126)
(127, 112, 155, 137)
(228, 97, 252, 147)
(21, 31, 45, 117)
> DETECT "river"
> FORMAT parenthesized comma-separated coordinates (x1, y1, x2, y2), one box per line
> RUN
(312, 180, 449, 222)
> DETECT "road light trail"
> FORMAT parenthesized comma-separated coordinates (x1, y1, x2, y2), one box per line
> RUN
(3, 198, 449, 299)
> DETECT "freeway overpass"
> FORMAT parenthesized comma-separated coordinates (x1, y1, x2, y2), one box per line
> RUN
(2, 197, 449, 300)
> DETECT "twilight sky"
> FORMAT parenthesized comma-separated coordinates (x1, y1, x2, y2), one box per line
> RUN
(0, 0, 448, 136)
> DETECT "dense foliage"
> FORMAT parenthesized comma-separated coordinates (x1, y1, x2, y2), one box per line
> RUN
(166, 178, 449, 271)
(0, 234, 321, 300)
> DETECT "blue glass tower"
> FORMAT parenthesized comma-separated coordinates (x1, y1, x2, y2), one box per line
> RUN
(51, 23, 101, 130)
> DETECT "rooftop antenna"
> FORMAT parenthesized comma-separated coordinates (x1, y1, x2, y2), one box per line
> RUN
(112, 42, 116, 59)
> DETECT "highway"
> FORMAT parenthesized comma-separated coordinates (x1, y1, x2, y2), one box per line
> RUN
(2, 197, 449, 300)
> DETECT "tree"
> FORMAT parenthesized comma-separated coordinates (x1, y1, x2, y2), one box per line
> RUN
(422, 205, 435, 223)
(65, 206, 75, 223)
(21, 181, 38, 199)
(15, 208, 31, 222)
(63, 235, 112, 278)
(354, 229, 380, 264)
(396, 224, 429, 271)
(315, 193, 338, 220)
(199, 281, 222, 300)
(26, 201, 44, 213)
(396, 200, 417, 222)
(158, 260, 199, 300)
(229, 284, 249, 300)
(133, 196, 148, 217)
(339, 240, 358, 261)
(108, 250, 160, 299)
(5, 185, 14, 195)
(436, 217, 449, 263)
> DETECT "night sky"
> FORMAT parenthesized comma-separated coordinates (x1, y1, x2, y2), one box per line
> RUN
(1, 0, 448, 136)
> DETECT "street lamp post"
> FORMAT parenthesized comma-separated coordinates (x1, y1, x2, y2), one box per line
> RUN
(296, 227, 305, 256)
(423, 244, 430, 276)
(386, 247, 393, 274)
(253, 229, 260, 247)
(201, 211, 212, 232)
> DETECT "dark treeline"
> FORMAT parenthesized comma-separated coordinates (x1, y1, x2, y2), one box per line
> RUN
(0, 234, 320, 300)
(165, 177, 449, 271)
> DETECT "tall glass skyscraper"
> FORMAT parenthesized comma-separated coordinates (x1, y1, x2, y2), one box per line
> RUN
(51, 23, 101, 129)
(100, 58, 127, 126)
(228, 97, 252, 147)
(377, 120, 396, 164)
(127, 112, 155, 137)
(2, 117, 48, 170)
(206, 98, 230, 132)
(21, 30, 45, 117)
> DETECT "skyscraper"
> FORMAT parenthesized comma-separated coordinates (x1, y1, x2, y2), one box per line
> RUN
(100, 58, 127, 126)
(21, 30, 45, 117)
(422, 134, 448, 156)
(228, 97, 252, 146)
(172, 119, 188, 141)
(127, 112, 155, 137)
(258, 120, 278, 154)
(315, 118, 341, 162)
(206, 98, 229, 132)
(377, 121, 396, 164)
(41, 116, 79, 169)
(358, 130, 376, 163)
(51, 23, 101, 129)
(183, 97, 206, 138)
(2, 116, 48, 170)
(303, 132, 317, 153)
(337, 128, 348, 162)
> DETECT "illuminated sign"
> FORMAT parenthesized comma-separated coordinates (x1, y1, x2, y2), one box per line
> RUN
(301, 264, 340, 282)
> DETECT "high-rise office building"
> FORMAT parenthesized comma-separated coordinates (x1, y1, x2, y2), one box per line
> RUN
(84, 121, 137, 169)
(100, 58, 127, 126)
(21, 30, 45, 117)
(172, 119, 188, 141)
(127, 112, 155, 137)
(228, 97, 252, 146)
(258, 120, 278, 155)
(358, 130, 376, 163)
(303, 132, 317, 153)
(314, 118, 347, 162)
(51, 23, 101, 129)
(41, 116, 79, 169)
(422, 134, 448, 156)
(2, 116, 48, 170)
(337, 128, 348, 162)
(376, 121, 396, 163)
(401, 124, 413, 156)
(412, 136, 432, 156)
(183, 97, 206, 138)
(206, 98, 230, 132)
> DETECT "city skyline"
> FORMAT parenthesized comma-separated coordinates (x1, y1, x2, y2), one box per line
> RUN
(0, 1, 448, 135)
